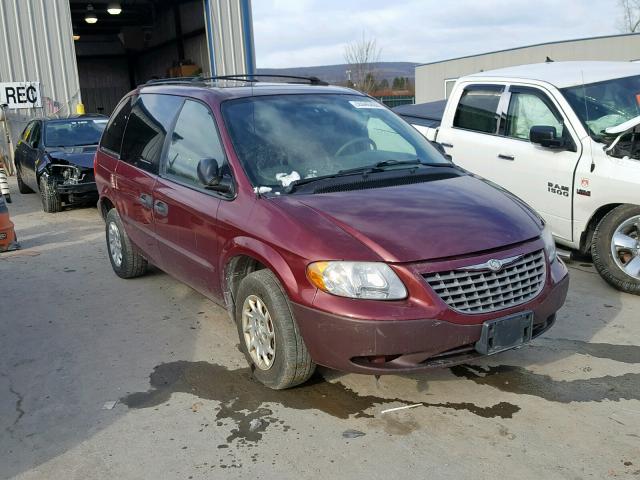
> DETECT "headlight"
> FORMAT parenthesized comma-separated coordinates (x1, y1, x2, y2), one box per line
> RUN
(307, 261, 407, 300)
(541, 224, 557, 262)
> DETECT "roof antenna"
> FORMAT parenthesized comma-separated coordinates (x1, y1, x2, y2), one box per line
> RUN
(545, 56, 554, 63)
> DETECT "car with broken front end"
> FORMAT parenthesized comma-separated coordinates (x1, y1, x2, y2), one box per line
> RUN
(14, 115, 107, 213)
(94, 75, 569, 389)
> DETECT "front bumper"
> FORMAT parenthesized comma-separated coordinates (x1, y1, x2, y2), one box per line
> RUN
(291, 269, 569, 374)
(56, 181, 97, 196)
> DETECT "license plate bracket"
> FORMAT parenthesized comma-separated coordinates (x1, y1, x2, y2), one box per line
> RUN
(475, 311, 534, 355)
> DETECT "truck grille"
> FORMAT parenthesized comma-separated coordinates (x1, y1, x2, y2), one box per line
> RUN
(423, 250, 546, 314)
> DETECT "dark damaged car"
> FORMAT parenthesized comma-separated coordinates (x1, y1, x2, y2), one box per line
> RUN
(15, 115, 107, 213)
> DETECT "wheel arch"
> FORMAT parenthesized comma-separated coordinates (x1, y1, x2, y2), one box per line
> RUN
(220, 237, 300, 320)
(579, 203, 624, 255)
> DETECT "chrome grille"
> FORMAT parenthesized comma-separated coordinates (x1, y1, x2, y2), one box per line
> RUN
(423, 250, 546, 314)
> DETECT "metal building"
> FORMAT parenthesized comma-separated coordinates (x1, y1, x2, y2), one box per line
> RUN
(0, 0, 255, 168)
(415, 32, 640, 103)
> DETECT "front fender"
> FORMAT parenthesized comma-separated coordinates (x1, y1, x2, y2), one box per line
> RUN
(220, 236, 313, 306)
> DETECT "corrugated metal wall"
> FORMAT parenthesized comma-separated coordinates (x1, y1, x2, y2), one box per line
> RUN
(204, 0, 255, 76)
(415, 33, 640, 103)
(0, 0, 81, 115)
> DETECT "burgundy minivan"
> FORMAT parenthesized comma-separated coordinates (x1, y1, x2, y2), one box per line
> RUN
(95, 76, 569, 389)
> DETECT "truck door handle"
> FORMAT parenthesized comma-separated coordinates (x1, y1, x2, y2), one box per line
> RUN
(154, 200, 168, 217)
(139, 193, 153, 209)
(498, 154, 515, 161)
(440, 142, 454, 148)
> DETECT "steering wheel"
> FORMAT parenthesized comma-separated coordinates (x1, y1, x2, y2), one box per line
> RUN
(335, 137, 377, 157)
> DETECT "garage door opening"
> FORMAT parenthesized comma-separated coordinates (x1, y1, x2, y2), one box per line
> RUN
(71, 0, 211, 115)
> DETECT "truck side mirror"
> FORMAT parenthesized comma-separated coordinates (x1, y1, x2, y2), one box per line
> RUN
(530, 125, 566, 149)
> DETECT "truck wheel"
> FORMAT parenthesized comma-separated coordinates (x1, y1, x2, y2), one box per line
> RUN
(17, 170, 33, 194)
(39, 176, 61, 213)
(592, 205, 640, 295)
(105, 208, 147, 279)
(235, 269, 315, 389)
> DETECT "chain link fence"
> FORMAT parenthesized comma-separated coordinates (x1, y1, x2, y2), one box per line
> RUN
(0, 90, 81, 175)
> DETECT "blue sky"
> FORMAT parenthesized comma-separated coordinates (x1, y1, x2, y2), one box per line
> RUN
(252, 0, 623, 68)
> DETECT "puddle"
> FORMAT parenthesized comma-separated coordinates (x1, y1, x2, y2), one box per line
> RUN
(122, 361, 520, 444)
(451, 364, 640, 403)
(537, 339, 640, 364)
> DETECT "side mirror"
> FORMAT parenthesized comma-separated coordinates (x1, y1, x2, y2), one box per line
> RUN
(197, 158, 234, 195)
(530, 125, 565, 149)
(197, 158, 221, 187)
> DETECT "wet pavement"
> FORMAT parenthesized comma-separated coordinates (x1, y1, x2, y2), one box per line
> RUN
(1, 176, 639, 479)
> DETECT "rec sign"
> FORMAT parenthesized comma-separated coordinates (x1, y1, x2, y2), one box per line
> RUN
(0, 82, 42, 109)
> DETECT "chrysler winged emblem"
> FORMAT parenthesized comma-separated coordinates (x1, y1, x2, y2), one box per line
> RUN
(462, 254, 522, 273)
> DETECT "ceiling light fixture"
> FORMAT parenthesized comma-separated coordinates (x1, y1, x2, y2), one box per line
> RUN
(107, 2, 122, 15)
(85, 4, 98, 24)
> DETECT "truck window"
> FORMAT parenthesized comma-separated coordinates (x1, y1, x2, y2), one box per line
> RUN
(505, 90, 564, 141)
(453, 85, 503, 134)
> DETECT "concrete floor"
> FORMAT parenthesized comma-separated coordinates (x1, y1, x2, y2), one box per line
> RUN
(1, 176, 639, 480)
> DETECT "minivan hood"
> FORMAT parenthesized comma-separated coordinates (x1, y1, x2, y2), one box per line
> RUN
(274, 175, 542, 263)
(46, 146, 97, 169)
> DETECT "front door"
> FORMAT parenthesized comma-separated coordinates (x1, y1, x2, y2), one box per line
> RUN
(154, 99, 229, 300)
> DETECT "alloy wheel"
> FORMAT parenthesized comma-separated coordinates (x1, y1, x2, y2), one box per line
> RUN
(241, 295, 276, 370)
(610, 215, 640, 280)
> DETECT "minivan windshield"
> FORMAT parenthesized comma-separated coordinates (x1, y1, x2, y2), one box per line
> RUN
(45, 118, 108, 148)
(562, 74, 640, 141)
(222, 94, 449, 192)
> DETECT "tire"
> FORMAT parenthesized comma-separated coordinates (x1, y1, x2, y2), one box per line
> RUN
(105, 208, 148, 279)
(592, 204, 640, 295)
(235, 269, 315, 389)
(16, 170, 33, 194)
(39, 176, 61, 213)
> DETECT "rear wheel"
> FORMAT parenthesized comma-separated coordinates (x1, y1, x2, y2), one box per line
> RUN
(235, 269, 315, 389)
(105, 208, 147, 279)
(39, 176, 61, 213)
(592, 204, 640, 295)
(17, 170, 33, 194)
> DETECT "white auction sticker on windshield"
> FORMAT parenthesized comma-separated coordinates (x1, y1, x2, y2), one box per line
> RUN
(349, 100, 385, 109)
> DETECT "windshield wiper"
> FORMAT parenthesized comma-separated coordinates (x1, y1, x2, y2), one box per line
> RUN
(285, 159, 454, 193)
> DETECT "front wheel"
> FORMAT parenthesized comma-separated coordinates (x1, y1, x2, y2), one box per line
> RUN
(39, 176, 61, 213)
(105, 208, 148, 279)
(235, 269, 315, 389)
(592, 205, 640, 295)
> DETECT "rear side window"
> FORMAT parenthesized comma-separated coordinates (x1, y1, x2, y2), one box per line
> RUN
(120, 93, 182, 174)
(101, 97, 132, 157)
(453, 85, 503, 134)
(164, 99, 226, 186)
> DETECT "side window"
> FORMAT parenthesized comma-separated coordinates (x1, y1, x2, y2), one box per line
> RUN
(164, 99, 227, 186)
(453, 85, 503, 134)
(30, 122, 41, 148)
(120, 93, 182, 174)
(21, 122, 34, 142)
(505, 89, 564, 141)
(101, 97, 132, 157)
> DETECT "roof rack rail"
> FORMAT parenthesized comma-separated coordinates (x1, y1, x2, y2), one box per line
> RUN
(144, 74, 329, 87)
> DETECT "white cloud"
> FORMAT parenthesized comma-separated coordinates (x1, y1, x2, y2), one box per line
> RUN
(252, 0, 621, 68)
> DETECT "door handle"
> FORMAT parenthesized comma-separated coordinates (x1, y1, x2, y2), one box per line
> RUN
(139, 193, 153, 209)
(154, 200, 168, 217)
(440, 142, 454, 148)
(498, 154, 515, 161)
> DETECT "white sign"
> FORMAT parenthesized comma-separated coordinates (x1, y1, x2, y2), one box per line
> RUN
(0, 82, 42, 109)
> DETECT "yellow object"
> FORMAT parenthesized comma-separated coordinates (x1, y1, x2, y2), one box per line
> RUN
(306, 261, 329, 290)
(76, 102, 86, 115)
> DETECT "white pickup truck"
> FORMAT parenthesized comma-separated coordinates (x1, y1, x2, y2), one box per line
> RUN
(396, 61, 640, 294)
